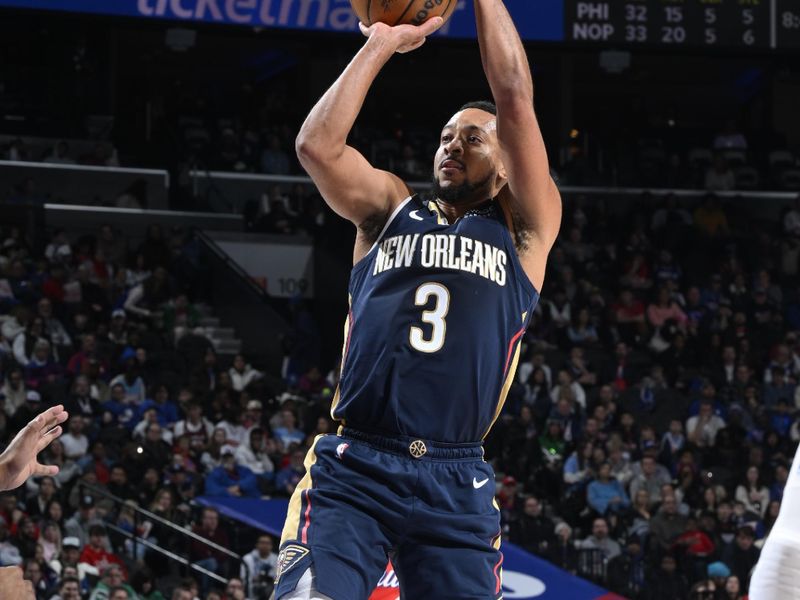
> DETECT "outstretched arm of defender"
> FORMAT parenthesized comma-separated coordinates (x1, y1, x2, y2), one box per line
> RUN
(473, 0, 562, 290)
(296, 18, 443, 234)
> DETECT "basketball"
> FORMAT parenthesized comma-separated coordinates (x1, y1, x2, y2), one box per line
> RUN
(351, 0, 456, 27)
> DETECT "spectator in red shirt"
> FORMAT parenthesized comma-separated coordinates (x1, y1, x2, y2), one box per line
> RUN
(41, 264, 67, 304)
(79, 524, 126, 576)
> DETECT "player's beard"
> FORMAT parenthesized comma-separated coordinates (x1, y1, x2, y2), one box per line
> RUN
(432, 172, 493, 206)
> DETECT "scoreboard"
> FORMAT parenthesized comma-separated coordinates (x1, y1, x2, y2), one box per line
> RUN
(566, 0, 800, 50)
(1, 0, 799, 48)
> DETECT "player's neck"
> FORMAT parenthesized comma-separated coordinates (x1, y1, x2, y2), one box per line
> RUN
(434, 197, 491, 223)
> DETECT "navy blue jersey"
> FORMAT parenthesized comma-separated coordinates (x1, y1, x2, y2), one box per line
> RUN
(332, 195, 539, 443)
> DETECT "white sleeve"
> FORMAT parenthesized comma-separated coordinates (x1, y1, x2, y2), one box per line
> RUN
(751, 443, 800, 599)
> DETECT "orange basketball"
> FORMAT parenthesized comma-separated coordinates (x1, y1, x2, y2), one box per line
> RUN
(351, 0, 456, 27)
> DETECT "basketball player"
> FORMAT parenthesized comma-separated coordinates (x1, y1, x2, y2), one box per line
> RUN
(274, 0, 561, 597)
(749, 441, 800, 599)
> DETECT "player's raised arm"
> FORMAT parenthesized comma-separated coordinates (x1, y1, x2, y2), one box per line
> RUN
(473, 0, 562, 290)
(295, 18, 443, 252)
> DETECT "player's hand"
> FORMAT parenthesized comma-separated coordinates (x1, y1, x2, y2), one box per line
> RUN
(359, 17, 445, 54)
(0, 405, 68, 492)
(0, 566, 34, 599)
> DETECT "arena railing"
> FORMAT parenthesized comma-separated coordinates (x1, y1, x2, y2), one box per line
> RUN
(78, 482, 248, 587)
(195, 229, 292, 372)
(188, 169, 799, 213)
(0, 159, 170, 209)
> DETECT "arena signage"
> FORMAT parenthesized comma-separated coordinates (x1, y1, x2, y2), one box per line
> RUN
(0, 0, 565, 41)
(195, 497, 623, 600)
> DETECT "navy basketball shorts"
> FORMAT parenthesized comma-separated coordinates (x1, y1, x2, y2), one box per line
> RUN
(274, 428, 504, 600)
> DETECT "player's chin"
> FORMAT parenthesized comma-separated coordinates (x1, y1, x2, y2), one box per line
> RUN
(438, 169, 465, 183)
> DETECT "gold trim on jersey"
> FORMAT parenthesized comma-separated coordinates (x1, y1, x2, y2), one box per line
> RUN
(483, 341, 522, 439)
(483, 312, 528, 439)
(280, 435, 322, 545)
(426, 200, 449, 225)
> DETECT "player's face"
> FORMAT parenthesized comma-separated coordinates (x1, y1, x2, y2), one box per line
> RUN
(433, 108, 505, 205)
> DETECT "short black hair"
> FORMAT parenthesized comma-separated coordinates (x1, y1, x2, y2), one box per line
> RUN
(459, 101, 497, 115)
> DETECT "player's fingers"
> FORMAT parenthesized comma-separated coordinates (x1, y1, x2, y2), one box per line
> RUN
(35, 426, 63, 453)
(417, 16, 444, 37)
(34, 405, 67, 434)
(32, 463, 60, 478)
(358, 21, 371, 37)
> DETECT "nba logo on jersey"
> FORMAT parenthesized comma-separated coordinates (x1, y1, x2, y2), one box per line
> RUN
(336, 442, 349, 459)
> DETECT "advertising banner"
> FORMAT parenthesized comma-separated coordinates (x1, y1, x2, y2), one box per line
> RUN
(0, 0, 565, 41)
(197, 497, 622, 600)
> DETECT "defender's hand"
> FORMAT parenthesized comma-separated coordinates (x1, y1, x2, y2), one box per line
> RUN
(0, 405, 68, 491)
(359, 17, 444, 54)
(0, 566, 34, 599)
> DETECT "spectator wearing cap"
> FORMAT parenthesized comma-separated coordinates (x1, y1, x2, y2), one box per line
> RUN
(205, 445, 260, 498)
(588, 462, 630, 516)
(228, 354, 263, 392)
(707, 560, 731, 591)
(64, 495, 102, 548)
(547, 521, 578, 572)
(57, 536, 82, 575)
(234, 427, 275, 486)
(497, 475, 520, 524)
(107, 309, 128, 347)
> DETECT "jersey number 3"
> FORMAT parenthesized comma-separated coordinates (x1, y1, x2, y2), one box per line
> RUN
(409, 283, 450, 353)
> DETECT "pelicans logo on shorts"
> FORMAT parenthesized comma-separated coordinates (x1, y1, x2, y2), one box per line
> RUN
(275, 544, 310, 581)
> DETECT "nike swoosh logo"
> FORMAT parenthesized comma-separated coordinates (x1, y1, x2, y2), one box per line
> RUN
(473, 477, 490, 489)
(409, 210, 424, 221)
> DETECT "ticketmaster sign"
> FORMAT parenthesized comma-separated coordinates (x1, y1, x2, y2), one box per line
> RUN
(0, 0, 564, 41)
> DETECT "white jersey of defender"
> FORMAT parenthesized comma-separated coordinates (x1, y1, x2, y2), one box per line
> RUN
(750, 441, 800, 599)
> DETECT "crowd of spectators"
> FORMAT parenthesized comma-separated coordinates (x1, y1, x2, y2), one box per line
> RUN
(0, 221, 323, 599)
(484, 192, 800, 598)
(4, 176, 800, 600)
